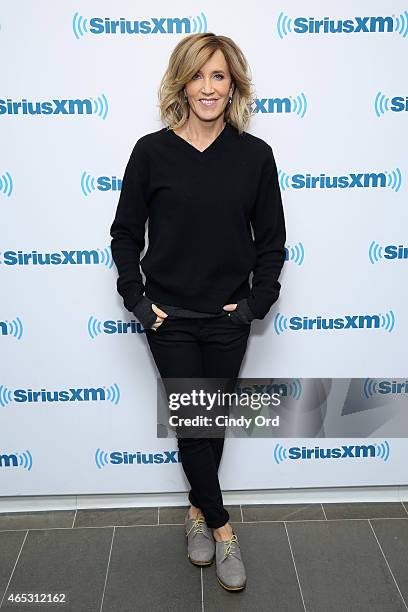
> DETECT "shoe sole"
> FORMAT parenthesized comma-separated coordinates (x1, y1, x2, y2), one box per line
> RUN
(217, 575, 247, 591)
(187, 553, 214, 566)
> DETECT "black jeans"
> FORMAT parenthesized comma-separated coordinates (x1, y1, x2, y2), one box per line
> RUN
(145, 313, 251, 529)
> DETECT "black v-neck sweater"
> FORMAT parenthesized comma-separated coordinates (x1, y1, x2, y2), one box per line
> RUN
(110, 122, 286, 321)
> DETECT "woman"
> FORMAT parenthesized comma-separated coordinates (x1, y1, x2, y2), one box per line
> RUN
(110, 32, 286, 592)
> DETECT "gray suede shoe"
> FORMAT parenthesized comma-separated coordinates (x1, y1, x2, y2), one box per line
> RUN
(215, 531, 246, 590)
(184, 513, 215, 566)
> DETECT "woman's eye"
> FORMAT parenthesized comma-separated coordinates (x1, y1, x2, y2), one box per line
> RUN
(191, 74, 223, 80)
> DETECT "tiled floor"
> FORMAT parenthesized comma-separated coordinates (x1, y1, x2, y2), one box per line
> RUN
(0, 502, 408, 611)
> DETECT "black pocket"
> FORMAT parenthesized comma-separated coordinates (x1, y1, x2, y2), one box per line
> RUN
(227, 312, 250, 326)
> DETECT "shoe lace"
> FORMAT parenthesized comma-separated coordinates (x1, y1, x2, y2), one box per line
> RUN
(224, 533, 238, 557)
(187, 516, 206, 536)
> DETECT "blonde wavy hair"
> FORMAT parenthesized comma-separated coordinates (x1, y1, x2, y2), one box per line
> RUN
(158, 33, 255, 135)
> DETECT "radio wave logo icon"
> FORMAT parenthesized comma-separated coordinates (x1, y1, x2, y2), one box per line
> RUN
(376, 441, 390, 461)
(0, 385, 13, 407)
(72, 12, 89, 38)
(278, 169, 291, 191)
(1, 317, 24, 339)
(274, 313, 288, 335)
(81, 171, 96, 196)
(291, 93, 307, 117)
(90, 94, 108, 120)
(105, 383, 120, 405)
(191, 11, 207, 32)
(374, 91, 391, 116)
(18, 450, 33, 470)
(95, 448, 109, 469)
(88, 316, 103, 339)
(380, 310, 395, 333)
(368, 241, 383, 264)
(97, 247, 113, 268)
(285, 243, 304, 265)
(277, 12, 292, 38)
(0, 171, 13, 197)
(386, 167, 402, 192)
(274, 443, 288, 464)
(363, 378, 379, 398)
(396, 11, 408, 37)
(288, 379, 302, 399)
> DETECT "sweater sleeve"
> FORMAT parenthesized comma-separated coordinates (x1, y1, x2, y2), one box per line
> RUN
(132, 295, 157, 330)
(246, 145, 286, 320)
(110, 140, 149, 312)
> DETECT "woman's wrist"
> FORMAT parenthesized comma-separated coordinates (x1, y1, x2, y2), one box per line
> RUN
(132, 295, 157, 330)
(230, 298, 256, 324)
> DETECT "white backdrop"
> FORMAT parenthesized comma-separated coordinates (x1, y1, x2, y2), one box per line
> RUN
(1, 1, 407, 497)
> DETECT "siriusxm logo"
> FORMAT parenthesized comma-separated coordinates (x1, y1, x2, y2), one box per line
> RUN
(252, 93, 307, 117)
(274, 441, 390, 463)
(278, 168, 402, 192)
(81, 172, 122, 196)
(0, 384, 120, 406)
(277, 12, 408, 38)
(95, 448, 181, 468)
(88, 316, 147, 337)
(274, 311, 396, 334)
(0, 95, 108, 119)
(285, 243, 304, 266)
(369, 241, 408, 264)
(235, 379, 302, 400)
(1, 247, 113, 268)
(375, 92, 408, 116)
(0, 317, 23, 339)
(73, 12, 207, 38)
(363, 378, 408, 398)
(0, 171, 12, 197)
(0, 449, 33, 470)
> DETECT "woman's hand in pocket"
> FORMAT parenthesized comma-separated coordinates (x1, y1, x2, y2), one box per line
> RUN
(150, 303, 168, 331)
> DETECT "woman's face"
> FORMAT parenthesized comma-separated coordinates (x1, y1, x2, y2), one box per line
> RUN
(184, 49, 234, 122)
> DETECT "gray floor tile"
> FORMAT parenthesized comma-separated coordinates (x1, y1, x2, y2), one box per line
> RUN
(0, 527, 113, 612)
(226, 505, 243, 523)
(158, 505, 189, 524)
(202, 522, 304, 611)
(323, 501, 407, 520)
(102, 524, 201, 612)
(159, 504, 241, 524)
(242, 503, 324, 522)
(0, 531, 27, 604)
(370, 518, 408, 606)
(0, 510, 74, 532)
(287, 519, 407, 612)
(74, 507, 158, 528)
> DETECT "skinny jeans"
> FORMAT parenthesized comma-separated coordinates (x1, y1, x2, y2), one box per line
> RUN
(145, 313, 251, 529)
